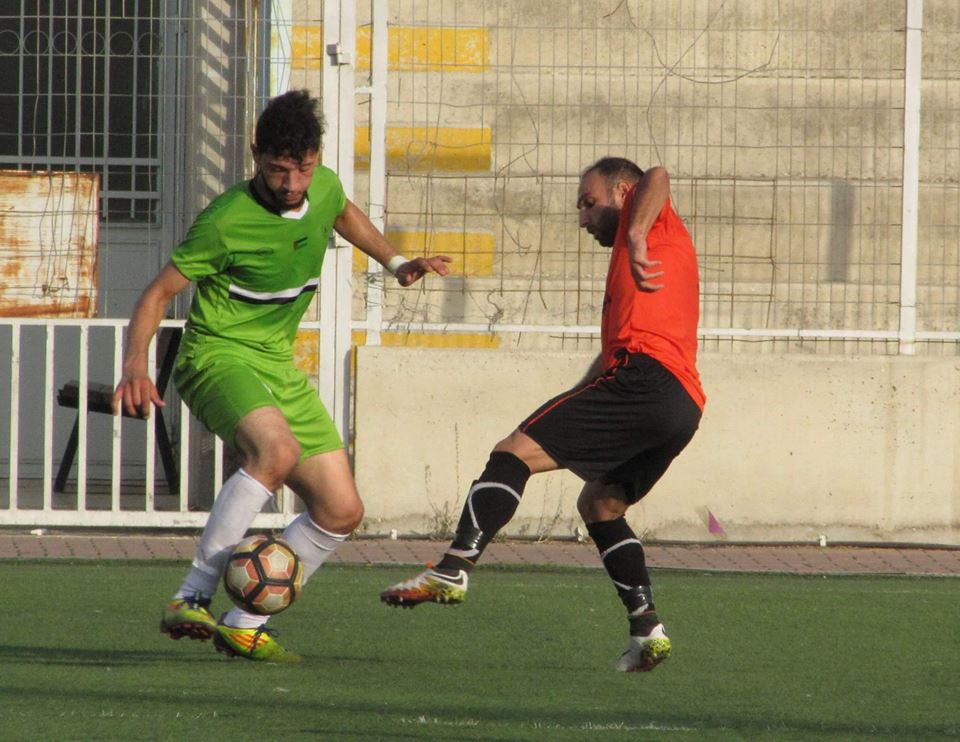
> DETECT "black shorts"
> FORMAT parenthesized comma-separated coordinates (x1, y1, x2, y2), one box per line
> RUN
(518, 352, 701, 503)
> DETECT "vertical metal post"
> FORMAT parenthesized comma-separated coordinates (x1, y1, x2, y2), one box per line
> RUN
(111, 324, 123, 512)
(365, 0, 389, 346)
(77, 324, 89, 504)
(270, 0, 293, 94)
(178, 398, 191, 511)
(899, 0, 922, 355)
(43, 327, 54, 508)
(145, 339, 157, 508)
(8, 324, 20, 508)
(321, 0, 357, 438)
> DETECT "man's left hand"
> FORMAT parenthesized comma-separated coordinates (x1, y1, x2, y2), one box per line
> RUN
(395, 255, 452, 286)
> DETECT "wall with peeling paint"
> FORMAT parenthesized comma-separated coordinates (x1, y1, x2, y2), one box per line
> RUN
(0, 171, 99, 318)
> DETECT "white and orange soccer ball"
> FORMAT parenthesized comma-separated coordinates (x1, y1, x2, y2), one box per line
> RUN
(223, 534, 303, 615)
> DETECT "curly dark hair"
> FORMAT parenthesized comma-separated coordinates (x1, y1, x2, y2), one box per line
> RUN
(254, 89, 325, 160)
(582, 157, 644, 187)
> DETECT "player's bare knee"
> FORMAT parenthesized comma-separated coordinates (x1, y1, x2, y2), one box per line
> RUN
(341, 499, 364, 532)
(577, 485, 628, 523)
(245, 437, 300, 489)
(334, 496, 364, 532)
(307, 497, 363, 534)
(322, 495, 362, 530)
(278, 439, 302, 474)
(577, 492, 598, 521)
(491, 436, 518, 455)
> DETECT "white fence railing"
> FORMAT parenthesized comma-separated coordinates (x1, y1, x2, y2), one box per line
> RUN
(0, 318, 301, 529)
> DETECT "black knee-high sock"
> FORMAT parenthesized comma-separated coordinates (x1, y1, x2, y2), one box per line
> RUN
(436, 451, 530, 574)
(586, 517, 660, 636)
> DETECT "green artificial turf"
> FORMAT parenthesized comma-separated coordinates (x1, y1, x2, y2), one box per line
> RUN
(0, 560, 957, 741)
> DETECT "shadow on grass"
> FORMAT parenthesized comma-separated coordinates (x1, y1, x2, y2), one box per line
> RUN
(0, 644, 221, 666)
(1, 677, 957, 740)
(249, 703, 960, 741)
(0, 680, 960, 742)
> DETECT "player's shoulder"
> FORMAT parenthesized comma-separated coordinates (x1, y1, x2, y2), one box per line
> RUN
(308, 165, 344, 194)
(307, 165, 347, 213)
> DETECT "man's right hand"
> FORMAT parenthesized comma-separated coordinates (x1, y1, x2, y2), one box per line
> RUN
(627, 236, 665, 292)
(112, 371, 165, 419)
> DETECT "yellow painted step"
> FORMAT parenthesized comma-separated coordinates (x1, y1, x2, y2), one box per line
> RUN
(355, 125, 491, 172)
(296, 320, 502, 378)
(294, 329, 321, 376)
(353, 231, 495, 277)
(290, 26, 488, 72)
(353, 330, 500, 349)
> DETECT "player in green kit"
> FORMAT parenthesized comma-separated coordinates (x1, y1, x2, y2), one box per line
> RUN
(113, 90, 450, 662)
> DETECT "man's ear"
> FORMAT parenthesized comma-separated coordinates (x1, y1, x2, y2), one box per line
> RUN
(613, 179, 632, 205)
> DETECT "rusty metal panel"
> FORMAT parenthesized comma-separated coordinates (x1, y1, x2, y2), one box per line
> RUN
(0, 170, 99, 318)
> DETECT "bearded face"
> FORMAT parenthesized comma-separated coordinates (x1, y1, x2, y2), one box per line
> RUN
(577, 170, 625, 247)
(252, 147, 318, 212)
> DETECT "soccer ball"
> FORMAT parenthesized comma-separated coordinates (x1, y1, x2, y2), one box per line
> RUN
(223, 534, 303, 615)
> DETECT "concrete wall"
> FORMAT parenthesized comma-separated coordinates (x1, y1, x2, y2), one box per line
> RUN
(354, 346, 960, 546)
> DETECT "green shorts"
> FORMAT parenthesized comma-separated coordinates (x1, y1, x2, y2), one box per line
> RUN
(173, 340, 342, 461)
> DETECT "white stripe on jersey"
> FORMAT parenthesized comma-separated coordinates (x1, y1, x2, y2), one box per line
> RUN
(228, 277, 320, 302)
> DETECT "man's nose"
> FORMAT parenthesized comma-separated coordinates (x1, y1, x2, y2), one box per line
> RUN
(578, 210, 590, 228)
(292, 171, 311, 191)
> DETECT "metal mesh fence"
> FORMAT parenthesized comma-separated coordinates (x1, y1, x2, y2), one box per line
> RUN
(918, 1, 960, 350)
(356, 0, 959, 356)
(1, 1, 958, 356)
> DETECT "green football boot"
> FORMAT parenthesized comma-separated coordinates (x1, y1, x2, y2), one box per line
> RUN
(214, 619, 302, 663)
(160, 593, 217, 641)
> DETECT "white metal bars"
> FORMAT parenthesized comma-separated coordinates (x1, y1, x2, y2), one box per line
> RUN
(0, 318, 299, 528)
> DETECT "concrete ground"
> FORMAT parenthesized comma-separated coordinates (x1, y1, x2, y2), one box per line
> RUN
(2, 529, 959, 576)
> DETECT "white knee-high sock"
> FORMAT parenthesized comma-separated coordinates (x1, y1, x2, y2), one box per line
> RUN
(281, 512, 349, 582)
(221, 513, 349, 629)
(175, 468, 274, 601)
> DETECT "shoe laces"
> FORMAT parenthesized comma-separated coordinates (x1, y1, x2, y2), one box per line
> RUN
(248, 624, 282, 652)
(255, 624, 279, 639)
(181, 592, 212, 609)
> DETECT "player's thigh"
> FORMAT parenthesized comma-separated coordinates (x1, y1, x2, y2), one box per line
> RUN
(174, 355, 278, 448)
(493, 429, 559, 474)
(517, 359, 683, 481)
(176, 351, 342, 464)
(604, 425, 698, 505)
(272, 365, 344, 461)
(286, 448, 363, 532)
(234, 406, 301, 471)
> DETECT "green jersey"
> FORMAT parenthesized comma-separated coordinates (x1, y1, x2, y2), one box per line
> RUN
(171, 165, 347, 360)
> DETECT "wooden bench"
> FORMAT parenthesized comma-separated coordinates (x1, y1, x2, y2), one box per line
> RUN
(55, 328, 182, 493)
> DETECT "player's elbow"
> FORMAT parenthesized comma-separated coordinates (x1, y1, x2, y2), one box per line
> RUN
(645, 166, 670, 189)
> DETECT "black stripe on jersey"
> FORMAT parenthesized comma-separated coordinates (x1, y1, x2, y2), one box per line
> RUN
(228, 282, 318, 305)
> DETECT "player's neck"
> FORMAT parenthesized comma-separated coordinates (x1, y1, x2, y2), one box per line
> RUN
(281, 199, 309, 220)
(250, 172, 308, 216)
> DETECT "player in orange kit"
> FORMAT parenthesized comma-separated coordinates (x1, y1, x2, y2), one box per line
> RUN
(381, 157, 705, 673)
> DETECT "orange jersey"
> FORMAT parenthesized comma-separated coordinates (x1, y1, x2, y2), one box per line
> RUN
(601, 189, 706, 409)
